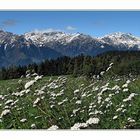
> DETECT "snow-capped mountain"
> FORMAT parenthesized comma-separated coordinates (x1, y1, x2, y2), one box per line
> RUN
(24, 31, 104, 56)
(101, 32, 140, 49)
(0, 30, 62, 67)
(0, 30, 140, 67)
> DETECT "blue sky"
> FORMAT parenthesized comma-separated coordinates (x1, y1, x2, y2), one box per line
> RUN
(0, 11, 140, 37)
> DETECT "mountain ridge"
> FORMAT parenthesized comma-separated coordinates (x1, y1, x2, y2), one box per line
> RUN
(1, 30, 140, 67)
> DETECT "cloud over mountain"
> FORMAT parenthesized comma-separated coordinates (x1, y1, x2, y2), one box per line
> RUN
(66, 26, 77, 30)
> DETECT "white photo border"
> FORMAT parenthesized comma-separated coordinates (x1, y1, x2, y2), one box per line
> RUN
(0, 0, 140, 140)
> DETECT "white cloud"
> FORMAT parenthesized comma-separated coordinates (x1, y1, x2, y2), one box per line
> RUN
(1, 19, 18, 27)
(32, 28, 62, 33)
(66, 25, 77, 30)
(30, 26, 77, 34)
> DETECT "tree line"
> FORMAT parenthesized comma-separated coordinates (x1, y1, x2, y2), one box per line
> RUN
(1, 51, 140, 80)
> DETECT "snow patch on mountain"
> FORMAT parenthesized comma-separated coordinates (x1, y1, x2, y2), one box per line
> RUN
(101, 32, 140, 49)
(1, 30, 140, 67)
(24, 31, 102, 46)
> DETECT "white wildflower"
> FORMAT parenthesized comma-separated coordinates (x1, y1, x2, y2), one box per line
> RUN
(97, 75, 100, 79)
(47, 125, 59, 130)
(116, 108, 122, 112)
(56, 90, 64, 96)
(36, 90, 45, 96)
(47, 82, 59, 89)
(129, 93, 137, 98)
(5, 100, 13, 105)
(101, 83, 109, 89)
(122, 109, 126, 113)
(127, 118, 135, 123)
(80, 110, 85, 113)
(92, 86, 99, 91)
(80, 84, 84, 87)
(105, 97, 110, 102)
(73, 108, 80, 114)
(106, 66, 111, 72)
(112, 85, 121, 91)
(58, 102, 63, 105)
(123, 88, 129, 92)
(123, 98, 128, 102)
(26, 73, 30, 78)
(63, 98, 68, 102)
(94, 110, 103, 115)
(0, 95, 3, 99)
(126, 80, 131, 84)
(35, 75, 42, 81)
(31, 124, 36, 128)
(87, 93, 92, 97)
(11, 99, 18, 106)
(20, 118, 27, 123)
(109, 63, 113, 66)
(89, 105, 92, 109)
(18, 79, 22, 84)
(4, 106, 10, 109)
(35, 116, 42, 119)
(89, 112, 94, 115)
(122, 83, 128, 88)
(41, 86, 47, 91)
(97, 96, 102, 104)
(76, 100, 82, 104)
(100, 71, 105, 76)
(32, 73, 38, 77)
(50, 92, 56, 97)
(25, 80, 35, 89)
(50, 105, 55, 108)
(33, 98, 40, 106)
(123, 93, 137, 102)
(71, 123, 87, 130)
(74, 89, 80, 94)
(109, 94, 113, 97)
(41, 96, 45, 100)
(99, 87, 110, 95)
(86, 117, 100, 125)
(98, 96, 102, 100)
(82, 93, 86, 97)
(20, 90, 26, 94)
(25, 89, 30, 93)
(115, 79, 120, 81)
(113, 115, 118, 120)
(115, 90, 120, 94)
(12, 91, 24, 97)
(1, 109, 10, 117)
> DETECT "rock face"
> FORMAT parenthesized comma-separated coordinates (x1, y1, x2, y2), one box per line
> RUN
(0, 30, 62, 67)
(1, 30, 140, 67)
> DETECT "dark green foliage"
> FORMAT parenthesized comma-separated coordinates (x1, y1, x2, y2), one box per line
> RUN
(1, 50, 140, 80)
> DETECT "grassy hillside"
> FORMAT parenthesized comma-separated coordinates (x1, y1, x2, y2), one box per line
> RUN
(0, 70, 140, 129)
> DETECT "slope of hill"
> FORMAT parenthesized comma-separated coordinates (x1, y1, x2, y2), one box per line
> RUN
(0, 71, 140, 129)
